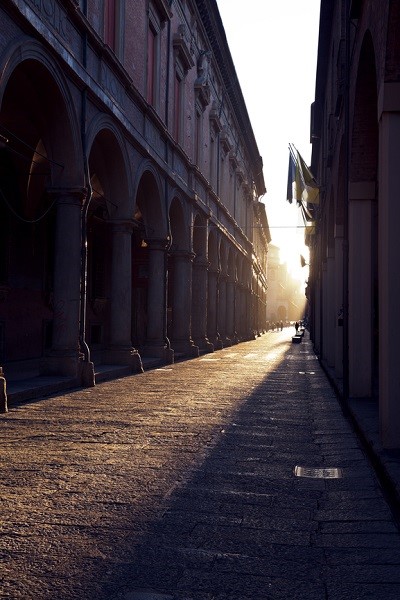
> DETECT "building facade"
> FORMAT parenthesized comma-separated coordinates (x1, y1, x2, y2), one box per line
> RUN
(309, 0, 400, 448)
(0, 0, 268, 398)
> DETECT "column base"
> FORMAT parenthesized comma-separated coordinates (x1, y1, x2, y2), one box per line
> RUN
(42, 353, 81, 379)
(170, 340, 199, 357)
(105, 347, 144, 373)
(142, 343, 175, 364)
(214, 338, 224, 350)
(194, 338, 214, 353)
(80, 360, 96, 387)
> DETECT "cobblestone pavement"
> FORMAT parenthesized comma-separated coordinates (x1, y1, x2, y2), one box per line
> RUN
(1, 330, 400, 600)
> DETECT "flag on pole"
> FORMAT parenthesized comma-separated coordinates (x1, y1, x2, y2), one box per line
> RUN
(286, 144, 319, 205)
(286, 146, 301, 204)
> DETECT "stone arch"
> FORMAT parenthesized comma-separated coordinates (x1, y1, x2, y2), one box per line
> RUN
(134, 162, 168, 240)
(0, 46, 83, 375)
(86, 117, 133, 219)
(131, 166, 167, 352)
(85, 126, 133, 358)
(0, 39, 83, 185)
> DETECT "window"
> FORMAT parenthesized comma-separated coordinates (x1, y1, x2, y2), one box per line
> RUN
(147, 24, 157, 105)
(104, 0, 116, 50)
(209, 106, 222, 193)
(194, 105, 202, 166)
(210, 125, 217, 189)
(173, 62, 185, 143)
(174, 72, 182, 140)
(104, 0, 125, 58)
(147, 5, 164, 109)
(171, 25, 194, 142)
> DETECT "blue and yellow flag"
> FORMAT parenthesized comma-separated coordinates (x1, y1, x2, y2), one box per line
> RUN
(287, 144, 319, 205)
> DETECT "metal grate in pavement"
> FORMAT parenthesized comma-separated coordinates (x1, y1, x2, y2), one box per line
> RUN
(294, 466, 343, 479)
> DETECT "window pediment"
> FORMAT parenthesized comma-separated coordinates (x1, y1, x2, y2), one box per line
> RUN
(220, 130, 231, 153)
(173, 25, 194, 72)
(151, 0, 172, 22)
(209, 103, 222, 132)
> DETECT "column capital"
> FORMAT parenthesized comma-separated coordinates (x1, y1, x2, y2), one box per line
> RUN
(170, 250, 196, 262)
(193, 257, 210, 269)
(110, 219, 135, 235)
(145, 237, 171, 251)
(47, 187, 88, 207)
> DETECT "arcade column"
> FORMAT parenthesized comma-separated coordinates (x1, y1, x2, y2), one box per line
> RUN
(192, 257, 213, 352)
(169, 251, 199, 356)
(144, 238, 174, 362)
(46, 187, 93, 381)
(106, 220, 143, 372)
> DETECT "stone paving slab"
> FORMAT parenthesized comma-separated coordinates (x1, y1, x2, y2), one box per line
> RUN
(1, 330, 400, 599)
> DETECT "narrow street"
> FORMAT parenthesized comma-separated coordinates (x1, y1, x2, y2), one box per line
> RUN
(1, 329, 400, 599)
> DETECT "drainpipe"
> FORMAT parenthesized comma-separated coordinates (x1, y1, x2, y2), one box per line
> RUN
(79, 0, 94, 384)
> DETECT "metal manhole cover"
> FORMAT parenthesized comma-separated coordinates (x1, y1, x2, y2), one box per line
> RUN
(294, 466, 343, 479)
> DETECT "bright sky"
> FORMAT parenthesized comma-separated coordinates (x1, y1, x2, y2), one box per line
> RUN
(216, 0, 321, 281)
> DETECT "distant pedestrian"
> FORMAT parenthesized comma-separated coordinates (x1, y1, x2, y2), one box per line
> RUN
(280, 320, 283, 331)
(295, 321, 299, 333)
